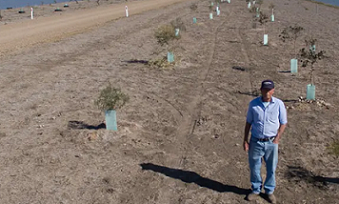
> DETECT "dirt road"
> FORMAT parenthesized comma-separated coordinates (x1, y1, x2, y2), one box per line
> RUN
(0, 0, 191, 56)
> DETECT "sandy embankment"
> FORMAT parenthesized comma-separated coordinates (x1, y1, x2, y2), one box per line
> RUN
(0, 0, 192, 57)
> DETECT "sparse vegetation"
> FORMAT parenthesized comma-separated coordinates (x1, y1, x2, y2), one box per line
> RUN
(279, 25, 304, 57)
(190, 3, 198, 11)
(328, 141, 339, 157)
(170, 17, 186, 32)
(148, 57, 172, 68)
(155, 24, 179, 46)
(257, 0, 264, 9)
(258, 11, 269, 34)
(299, 38, 325, 84)
(258, 11, 268, 25)
(95, 85, 129, 111)
(249, 5, 257, 13)
(209, 4, 213, 12)
(269, 3, 275, 15)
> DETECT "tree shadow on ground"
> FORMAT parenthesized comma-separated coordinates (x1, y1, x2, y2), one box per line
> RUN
(286, 166, 339, 188)
(232, 66, 247, 71)
(140, 163, 250, 195)
(278, 70, 291, 73)
(68, 121, 106, 130)
(122, 59, 149, 64)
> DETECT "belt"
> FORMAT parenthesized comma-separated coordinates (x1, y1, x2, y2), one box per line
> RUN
(257, 137, 275, 142)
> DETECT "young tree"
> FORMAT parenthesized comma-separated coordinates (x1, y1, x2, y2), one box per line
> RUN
(269, 3, 275, 16)
(299, 38, 325, 85)
(279, 25, 304, 58)
(258, 11, 269, 33)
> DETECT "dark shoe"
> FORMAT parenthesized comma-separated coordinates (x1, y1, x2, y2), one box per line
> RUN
(246, 193, 259, 201)
(267, 194, 277, 204)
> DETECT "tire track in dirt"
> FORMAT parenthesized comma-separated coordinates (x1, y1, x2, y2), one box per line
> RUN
(174, 12, 233, 169)
(236, 23, 256, 94)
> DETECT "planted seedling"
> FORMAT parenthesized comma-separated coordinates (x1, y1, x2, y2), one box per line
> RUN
(269, 3, 275, 21)
(299, 38, 325, 85)
(155, 23, 180, 63)
(298, 38, 325, 100)
(95, 85, 129, 111)
(246, 0, 251, 9)
(95, 84, 129, 131)
(257, 0, 264, 9)
(328, 141, 339, 157)
(209, 3, 213, 12)
(171, 17, 186, 33)
(279, 25, 304, 58)
(155, 24, 179, 46)
(279, 25, 304, 74)
(258, 11, 269, 45)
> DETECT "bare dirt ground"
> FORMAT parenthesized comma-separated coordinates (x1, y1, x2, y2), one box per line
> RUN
(0, 0, 339, 203)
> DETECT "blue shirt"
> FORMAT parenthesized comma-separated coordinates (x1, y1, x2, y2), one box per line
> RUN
(246, 96, 287, 138)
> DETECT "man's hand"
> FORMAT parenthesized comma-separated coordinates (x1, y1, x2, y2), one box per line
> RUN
(243, 141, 249, 151)
(273, 137, 279, 144)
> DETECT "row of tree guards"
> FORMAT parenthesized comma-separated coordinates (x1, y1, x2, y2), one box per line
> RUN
(246, 0, 323, 100)
(92, 0, 324, 131)
(169, 0, 319, 101)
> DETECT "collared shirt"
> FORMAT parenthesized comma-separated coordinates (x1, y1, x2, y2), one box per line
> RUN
(246, 96, 287, 138)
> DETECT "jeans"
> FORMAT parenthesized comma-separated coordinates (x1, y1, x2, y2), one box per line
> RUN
(248, 137, 278, 194)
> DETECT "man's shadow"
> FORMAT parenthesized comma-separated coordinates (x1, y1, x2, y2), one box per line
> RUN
(140, 163, 250, 195)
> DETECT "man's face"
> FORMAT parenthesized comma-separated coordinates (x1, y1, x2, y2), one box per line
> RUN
(261, 88, 275, 100)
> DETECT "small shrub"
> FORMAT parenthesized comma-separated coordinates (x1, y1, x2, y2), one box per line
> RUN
(155, 24, 179, 46)
(328, 141, 339, 157)
(249, 6, 257, 13)
(257, 0, 264, 8)
(298, 39, 325, 84)
(258, 11, 269, 25)
(279, 25, 304, 57)
(95, 85, 129, 111)
(170, 17, 186, 32)
(209, 4, 213, 12)
(190, 3, 197, 11)
(148, 57, 170, 68)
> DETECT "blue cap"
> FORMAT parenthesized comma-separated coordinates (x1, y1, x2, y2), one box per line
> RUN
(261, 80, 275, 90)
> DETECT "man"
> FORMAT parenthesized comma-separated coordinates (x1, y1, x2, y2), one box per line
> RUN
(243, 80, 287, 204)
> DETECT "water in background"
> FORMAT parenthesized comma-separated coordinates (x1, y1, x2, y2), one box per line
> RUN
(0, 0, 72, 9)
(315, 0, 339, 6)
(0, 0, 339, 10)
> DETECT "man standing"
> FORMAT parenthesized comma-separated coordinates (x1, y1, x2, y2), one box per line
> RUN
(243, 80, 287, 204)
